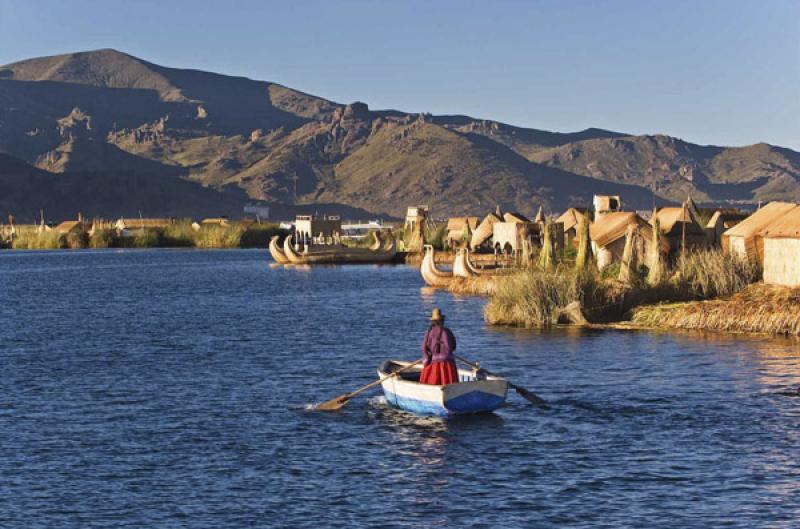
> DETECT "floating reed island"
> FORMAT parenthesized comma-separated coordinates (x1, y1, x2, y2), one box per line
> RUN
(413, 196, 800, 336)
(1, 215, 284, 250)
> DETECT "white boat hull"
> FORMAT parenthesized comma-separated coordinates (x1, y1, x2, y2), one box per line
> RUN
(378, 360, 508, 417)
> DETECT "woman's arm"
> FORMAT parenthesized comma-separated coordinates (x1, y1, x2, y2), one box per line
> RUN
(445, 328, 456, 353)
(421, 328, 432, 365)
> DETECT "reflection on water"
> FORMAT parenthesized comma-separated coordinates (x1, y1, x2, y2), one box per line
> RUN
(1, 250, 799, 528)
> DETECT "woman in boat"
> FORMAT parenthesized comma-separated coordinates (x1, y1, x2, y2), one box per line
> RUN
(420, 308, 459, 385)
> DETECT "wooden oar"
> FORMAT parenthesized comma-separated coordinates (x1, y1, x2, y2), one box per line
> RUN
(456, 354, 546, 406)
(312, 360, 423, 411)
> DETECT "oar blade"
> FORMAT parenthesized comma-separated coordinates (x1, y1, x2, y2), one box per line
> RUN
(511, 384, 547, 406)
(311, 394, 350, 411)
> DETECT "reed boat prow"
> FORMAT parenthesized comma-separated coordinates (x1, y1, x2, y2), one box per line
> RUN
(269, 235, 290, 264)
(283, 234, 306, 264)
(420, 245, 456, 287)
(377, 359, 509, 416)
(369, 231, 382, 251)
(381, 231, 397, 254)
(453, 248, 474, 278)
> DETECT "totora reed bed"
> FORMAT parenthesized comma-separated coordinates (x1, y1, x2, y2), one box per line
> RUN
(632, 284, 800, 336)
(442, 247, 792, 335)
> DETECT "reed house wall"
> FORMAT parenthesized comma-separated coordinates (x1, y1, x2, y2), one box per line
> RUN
(763, 238, 800, 287)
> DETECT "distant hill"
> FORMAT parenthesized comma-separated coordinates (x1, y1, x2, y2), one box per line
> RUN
(1, 49, 798, 221)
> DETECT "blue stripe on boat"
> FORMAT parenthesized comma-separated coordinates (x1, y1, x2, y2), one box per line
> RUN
(383, 389, 505, 417)
(445, 391, 506, 413)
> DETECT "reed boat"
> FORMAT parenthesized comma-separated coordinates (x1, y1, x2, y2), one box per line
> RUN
(455, 248, 514, 278)
(269, 235, 290, 264)
(378, 359, 509, 416)
(420, 245, 456, 287)
(282, 231, 397, 264)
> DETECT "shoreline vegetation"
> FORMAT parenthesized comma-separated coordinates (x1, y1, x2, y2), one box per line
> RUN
(5, 219, 799, 337)
(433, 247, 800, 337)
(3, 221, 285, 250)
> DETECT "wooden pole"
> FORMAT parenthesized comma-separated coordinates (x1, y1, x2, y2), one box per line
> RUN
(681, 199, 687, 260)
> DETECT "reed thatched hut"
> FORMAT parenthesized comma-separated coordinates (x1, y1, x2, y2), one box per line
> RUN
(445, 216, 479, 246)
(651, 206, 708, 254)
(704, 209, 748, 246)
(470, 213, 501, 251)
(493, 221, 536, 254)
(722, 202, 797, 262)
(590, 211, 668, 270)
(760, 207, 800, 286)
(556, 208, 587, 248)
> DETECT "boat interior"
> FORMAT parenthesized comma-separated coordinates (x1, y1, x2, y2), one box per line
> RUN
(380, 359, 486, 383)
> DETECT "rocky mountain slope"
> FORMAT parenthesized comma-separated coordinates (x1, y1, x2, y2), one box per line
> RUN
(1, 49, 798, 221)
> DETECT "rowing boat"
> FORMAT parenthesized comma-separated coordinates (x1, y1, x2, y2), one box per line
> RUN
(377, 359, 509, 416)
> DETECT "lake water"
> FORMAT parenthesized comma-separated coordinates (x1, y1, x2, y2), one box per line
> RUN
(1, 249, 799, 528)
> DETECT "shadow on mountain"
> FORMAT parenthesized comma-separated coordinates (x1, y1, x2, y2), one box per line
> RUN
(462, 132, 665, 210)
(699, 177, 771, 201)
(0, 153, 249, 220)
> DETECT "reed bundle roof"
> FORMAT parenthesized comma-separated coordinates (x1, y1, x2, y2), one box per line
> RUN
(556, 208, 585, 232)
(760, 206, 800, 239)
(591, 211, 669, 251)
(471, 213, 501, 248)
(503, 212, 529, 223)
(705, 209, 748, 229)
(723, 202, 797, 239)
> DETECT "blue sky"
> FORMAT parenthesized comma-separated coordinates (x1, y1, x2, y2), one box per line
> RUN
(1, 0, 798, 149)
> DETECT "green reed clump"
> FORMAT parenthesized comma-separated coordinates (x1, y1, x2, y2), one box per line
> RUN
(129, 228, 162, 248)
(89, 229, 116, 248)
(425, 223, 448, 251)
(66, 230, 89, 249)
(239, 223, 284, 248)
(11, 229, 65, 249)
(194, 225, 244, 248)
(161, 220, 196, 247)
(484, 267, 613, 327)
(672, 248, 760, 299)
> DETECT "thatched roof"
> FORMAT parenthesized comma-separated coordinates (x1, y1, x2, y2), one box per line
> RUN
(446, 216, 479, 232)
(591, 211, 668, 250)
(705, 210, 748, 229)
(556, 208, 585, 232)
(503, 212, 529, 223)
(760, 206, 800, 239)
(117, 218, 173, 229)
(54, 220, 83, 234)
(652, 207, 706, 236)
(591, 212, 639, 247)
(471, 213, 501, 248)
(652, 207, 690, 229)
(723, 202, 797, 239)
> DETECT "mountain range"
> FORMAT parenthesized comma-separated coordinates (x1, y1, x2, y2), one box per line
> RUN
(1, 49, 798, 221)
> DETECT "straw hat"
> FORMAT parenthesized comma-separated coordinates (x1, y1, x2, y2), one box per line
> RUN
(430, 308, 444, 321)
